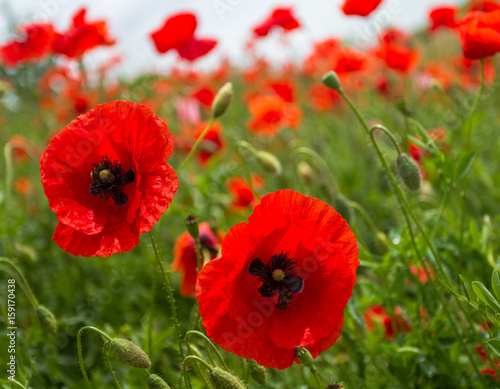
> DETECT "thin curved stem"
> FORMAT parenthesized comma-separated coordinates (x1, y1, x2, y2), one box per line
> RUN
(370, 125, 402, 155)
(77, 326, 113, 388)
(178, 117, 215, 172)
(466, 58, 485, 147)
(148, 232, 185, 361)
(185, 330, 229, 371)
(103, 345, 122, 389)
(235, 141, 260, 202)
(0, 258, 38, 308)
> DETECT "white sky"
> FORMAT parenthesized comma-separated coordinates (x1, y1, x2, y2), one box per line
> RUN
(0, 0, 465, 75)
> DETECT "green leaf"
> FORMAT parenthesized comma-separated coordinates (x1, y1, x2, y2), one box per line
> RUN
(472, 281, 500, 312)
(486, 339, 500, 359)
(407, 135, 434, 154)
(492, 270, 500, 303)
(455, 151, 476, 182)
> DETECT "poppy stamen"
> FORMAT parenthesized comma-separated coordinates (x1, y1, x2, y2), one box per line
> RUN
(90, 155, 135, 206)
(249, 251, 304, 309)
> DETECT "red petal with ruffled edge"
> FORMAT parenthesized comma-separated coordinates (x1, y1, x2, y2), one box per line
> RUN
(176, 37, 217, 61)
(196, 190, 359, 369)
(150, 13, 197, 54)
(40, 100, 178, 257)
(342, 0, 383, 17)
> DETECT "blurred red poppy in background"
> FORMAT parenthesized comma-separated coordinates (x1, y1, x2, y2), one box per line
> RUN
(247, 95, 302, 135)
(173, 222, 222, 297)
(342, 0, 384, 17)
(150, 12, 217, 61)
(196, 190, 359, 369)
(253, 8, 301, 37)
(0, 23, 54, 67)
(40, 101, 178, 257)
(227, 175, 264, 208)
(429, 6, 459, 31)
(52, 8, 115, 58)
(470, 0, 500, 12)
(376, 43, 419, 72)
(460, 10, 500, 59)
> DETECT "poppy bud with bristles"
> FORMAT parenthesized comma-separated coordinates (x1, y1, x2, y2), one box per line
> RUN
(294, 346, 315, 369)
(147, 374, 171, 388)
(297, 161, 313, 184)
(334, 194, 354, 225)
(184, 215, 199, 241)
(108, 338, 151, 369)
(212, 82, 233, 118)
(248, 359, 267, 385)
(396, 154, 421, 191)
(255, 151, 281, 174)
(35, 305, 57, 334)
(209, 368, 246, 389)
(321, 71, 342, 92)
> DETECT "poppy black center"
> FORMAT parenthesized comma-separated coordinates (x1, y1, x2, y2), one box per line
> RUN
(248, 251, 304, 309)
(89, 155, 135, 206)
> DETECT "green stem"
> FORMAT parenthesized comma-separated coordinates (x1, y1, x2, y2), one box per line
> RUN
(310, 367, 323, 389)
(0, 258, 38, 308)
(466, 58, 485, 147)
(8, 380, 27, 389)
(185, 330, 229, 371)
(431, 181, 452, 239)
(2, 142, 13, 227)
(148, 232, 185, 361)
(194, 239, 202, 275)
(370, 125, 402, 155)
(185, 342, 212, 388)
(178, 117, 215, 172)
(77, 326, 113, 388)
(235, 141, 259, 202)
(182, 355, 214, 389)
(103, 345, 122, 389)
(348, 201, 381, 236)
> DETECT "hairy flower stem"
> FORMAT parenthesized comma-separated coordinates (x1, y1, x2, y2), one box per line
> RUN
(177, 117, 215, 172)
(185, 330, 229, 371)
(182, 356, 214, 389)
(310, 367, 323, 389)
(103, 345, 122, 389)
(148, 232, 185, 361)
(77, 326, 113, 388)
(339, 91, 487, 386)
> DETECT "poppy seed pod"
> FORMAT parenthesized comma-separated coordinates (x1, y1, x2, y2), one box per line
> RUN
(321, 71, 342, 92)
(184, 215, 200, 241)
(147, 374, 171, 388)
(294, 346, 315, 369)
(396, 154, 421, 191)
(35, 305, 57, 334)
(255, 151, 282, 174)
(108, 338, 151, 369)
(212, 82, 233, 118)
(209, 368, 246, 389)
(248, 359, 267, 385)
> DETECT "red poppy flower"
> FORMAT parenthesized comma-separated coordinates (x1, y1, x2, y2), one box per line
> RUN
(52, 8, 115, 58)
(334, 48, 367, 74)
(364, 305, 411, 338)
(268, 80, 295, 103)
(342, 0, 384, 17)
(0, 23, 54, 67)
(247, 95, 302, 135)
(460, 10, 500, 59)
(196, 190, 359, 369)
(227, 175, 264, 208)
(150, 12, 217, 61)
(172, 222, 222, 297)
(429, 6, 458, 31)
(253, 8, 301, 37)
(308, 84, 341, 111)
(376, 43, 419, 72)
(40, 101, 178, 257)
(193, 121, 224, 165)
(192, 86, 215, 107)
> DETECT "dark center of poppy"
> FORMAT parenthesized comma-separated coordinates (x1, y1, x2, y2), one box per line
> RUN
(248, 251, 304, 309)
(89, 155, 135, 206)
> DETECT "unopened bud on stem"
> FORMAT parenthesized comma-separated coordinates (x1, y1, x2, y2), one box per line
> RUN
(212, 82, 233, 118)
(321, 71, 342, 92)
(108, 338, 151, 369)
(396, 154, 421, 191)
(209, 367, 246, 389)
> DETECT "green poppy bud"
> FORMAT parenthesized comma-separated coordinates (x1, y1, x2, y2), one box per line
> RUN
(212, 82, 233, 118)
(256, 151, 281, 174)
(147, 374, 171, 388)
(321, 71, 342, 92)
(209, 367, 246, 389)
(108, 338, 151, 369)
(248, 359, 267, 385)
(396, 154, 421, 191)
